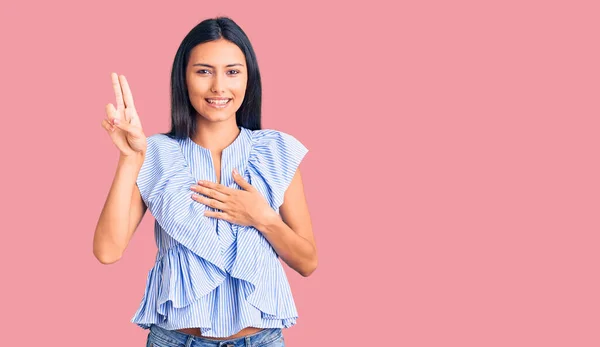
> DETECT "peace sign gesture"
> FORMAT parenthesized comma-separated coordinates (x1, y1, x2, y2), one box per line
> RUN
(101, 72, 147, 156)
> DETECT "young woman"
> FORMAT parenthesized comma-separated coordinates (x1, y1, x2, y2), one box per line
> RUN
(93, 17, 317, 347)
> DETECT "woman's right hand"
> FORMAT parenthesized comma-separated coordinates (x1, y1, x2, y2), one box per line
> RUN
(101, 72, 147, 157)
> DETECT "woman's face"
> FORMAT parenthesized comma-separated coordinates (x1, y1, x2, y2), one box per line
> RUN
(186, 39, 248, 123)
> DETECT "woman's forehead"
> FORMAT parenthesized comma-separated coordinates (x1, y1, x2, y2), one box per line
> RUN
(189, 40, 245, 64)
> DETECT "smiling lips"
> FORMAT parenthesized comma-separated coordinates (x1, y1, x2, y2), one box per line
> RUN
(205, 98, 231, 108)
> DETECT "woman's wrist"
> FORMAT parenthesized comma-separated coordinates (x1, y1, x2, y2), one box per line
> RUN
(119, 151, 145, 168)
(255, 210, 282, 234)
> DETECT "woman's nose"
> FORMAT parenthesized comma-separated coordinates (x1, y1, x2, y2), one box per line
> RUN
(211, 75, 225, 93)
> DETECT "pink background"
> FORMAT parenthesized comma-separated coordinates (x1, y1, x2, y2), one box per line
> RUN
(1, 0, 598, 346)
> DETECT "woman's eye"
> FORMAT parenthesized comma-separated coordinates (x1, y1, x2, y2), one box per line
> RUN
(196, 70, 239, 75)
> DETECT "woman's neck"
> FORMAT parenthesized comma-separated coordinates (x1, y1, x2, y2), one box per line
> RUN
(192, 118, 240, 153)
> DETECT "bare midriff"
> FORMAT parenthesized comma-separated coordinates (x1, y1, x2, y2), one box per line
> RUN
(176, 327, 265, 340)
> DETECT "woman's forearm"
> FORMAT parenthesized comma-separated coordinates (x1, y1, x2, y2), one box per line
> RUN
(93, 153, 144, 264)
(256, 215, 317, 277)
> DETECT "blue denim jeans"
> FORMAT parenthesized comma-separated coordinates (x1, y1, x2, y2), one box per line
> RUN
(146, 324, 285, 347)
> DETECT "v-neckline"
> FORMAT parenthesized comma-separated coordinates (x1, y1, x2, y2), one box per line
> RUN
(185, 127, 249, 185)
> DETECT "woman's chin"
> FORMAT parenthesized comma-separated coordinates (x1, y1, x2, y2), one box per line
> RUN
(196, 111, 236, 123)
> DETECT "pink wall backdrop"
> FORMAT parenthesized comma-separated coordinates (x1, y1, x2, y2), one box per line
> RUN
(1, 0, 598, 346)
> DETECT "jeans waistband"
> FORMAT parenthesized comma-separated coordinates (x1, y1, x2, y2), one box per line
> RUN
(149, 324, 283, 347)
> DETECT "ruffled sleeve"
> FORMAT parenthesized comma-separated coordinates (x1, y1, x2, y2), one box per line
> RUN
(136, 134, 177, 207)
(136, 134, 224, 269)
(247, 129, 309, 210)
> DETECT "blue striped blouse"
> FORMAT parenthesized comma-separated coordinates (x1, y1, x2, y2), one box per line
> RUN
(129, 126, 308, 338)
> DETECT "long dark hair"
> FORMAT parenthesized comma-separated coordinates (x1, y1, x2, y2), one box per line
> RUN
(163, 17, 262, 139)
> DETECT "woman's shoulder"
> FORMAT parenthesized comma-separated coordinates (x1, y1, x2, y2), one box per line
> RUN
(248, 128, 304, 147)
(144, 133, 182, 154)
(248, 128, 308, 155)
(146, 133, 179, 145)
(141, 133, 184, 170)
(245, 128, 309, 209)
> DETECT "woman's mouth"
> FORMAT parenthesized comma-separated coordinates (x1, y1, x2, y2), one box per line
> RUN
(205, 98, 231, 109)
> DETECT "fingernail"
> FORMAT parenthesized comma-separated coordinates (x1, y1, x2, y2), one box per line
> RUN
(233, 168, 238, 175)
(113, 119, 120, 125)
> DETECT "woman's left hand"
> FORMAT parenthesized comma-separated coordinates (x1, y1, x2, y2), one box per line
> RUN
(190, 168, 277, 229)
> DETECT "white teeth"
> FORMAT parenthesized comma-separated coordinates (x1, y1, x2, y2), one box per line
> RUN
(207, 99, 230, 104)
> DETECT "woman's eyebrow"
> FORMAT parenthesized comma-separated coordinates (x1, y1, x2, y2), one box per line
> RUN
(193, 63, 244, 68)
